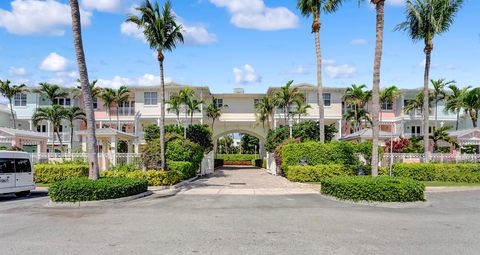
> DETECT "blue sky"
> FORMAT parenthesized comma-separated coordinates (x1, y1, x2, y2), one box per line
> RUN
(0, 0, 478, 95)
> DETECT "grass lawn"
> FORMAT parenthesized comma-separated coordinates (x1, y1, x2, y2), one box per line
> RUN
(421, 181, 480, 187)
(35, 183, 50, 187)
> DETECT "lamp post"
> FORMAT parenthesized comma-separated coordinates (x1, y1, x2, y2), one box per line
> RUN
(288, 117, 294, 139)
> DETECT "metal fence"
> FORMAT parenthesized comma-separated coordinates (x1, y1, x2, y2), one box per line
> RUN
(382, 153, 480, 166)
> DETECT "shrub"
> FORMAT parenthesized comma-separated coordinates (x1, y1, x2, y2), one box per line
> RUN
(214, 159, 224, 168)
(391, 163, 480, 183)
(49, 177, 148, 202)
(216, 154, 258, 161)
(34, 164, 88, 183)
(352, 141, 384, 165)
(165, 124, 213, 151)
(281, 141, 358, 174)
(286, 164, 357, 182)
(224, 160, 253, 166)
(109, 163, 137, 172)
(101, 170, 184, 186)
(168, 161, 196, 179)
(320, 176, 425, 202)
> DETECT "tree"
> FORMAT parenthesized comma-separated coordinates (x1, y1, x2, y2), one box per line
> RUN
(99, 88, 116, 127)
(240, 134, 260, 154)
(396, 0, 464, 157)
(114, 86, 130, 130)
(431, 79, 453, 128)
(207, 96, 228, 131)
(0, 80, 28, 129)
(463, 88, 480, 128)
(343, 84, 371, 132)
(77, 79, 102, 99)
(274, 80, 303, 125)
(127, 0, 184, 170)
(429, 125, 458, 152)
(69, 0, 100, 179)
(296, 0, 344, 143)
(380, 86, 400, 121)
(344, 108, 372, 132)
(33, 82, 68, 103)
(64, 106, 86, 151)
(166, 95, 182, 126)
(404, 91, 434, 115)
(445, 84, 470, 130)
(33, 106, 67, 152)
(186, 97, 203, 125)
(295, 99, 312, 122)
(255, 96, 275, 130)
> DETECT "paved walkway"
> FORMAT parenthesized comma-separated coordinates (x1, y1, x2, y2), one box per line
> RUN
(181, 166, 318, 195)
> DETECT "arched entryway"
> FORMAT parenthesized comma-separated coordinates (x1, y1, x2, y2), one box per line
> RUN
(212, 129, 267, 158)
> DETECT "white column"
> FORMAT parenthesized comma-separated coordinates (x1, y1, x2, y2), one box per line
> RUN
(337, 119, 342, 139)
(157, 118, 160, 126)
(29, 120, 33, 131)
(110, 136, 117, 166)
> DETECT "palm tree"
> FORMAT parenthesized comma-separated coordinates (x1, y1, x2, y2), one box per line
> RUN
(296, 0, 344, 143)
(207, 96, 228, 131)
(274, 80, 303, 125)
(166, 95, 182, 126)
(380, 86, 400, 121)
(255, 96, 275, 130)
(404, 91, 434, 115)
(343, 84, 371, 132)
(463, 88, 480, 128)
(69, 0, 100, 179)
(429, 125, 458, 152)
(186, 97, 203, 125)
(64, 106, 86, 152)
(33, 105, 67, 152)
(396, 0, 464, 157)
(445, 84, 470, 130)
(295, 99, 312, 122)
(0, 80, 28, 129)
(344, 108, 372, 132)
(127, 0, 184, 170)
(114, 86, 130, 130)
(34, 82, 68, 104)
(431, 79, 453, 128)
(99, 88, 116, 127)
(77, 79, 102, 99)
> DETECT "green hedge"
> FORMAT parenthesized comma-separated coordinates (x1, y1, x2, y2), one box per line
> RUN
(321, 176, 425, 202)
(391, 163, 480, 183)
(286, 164, 357, 182)
(49, 177, 148, 202)
(216, 154, 259, 161)
(101, 170, 184, 186)
(281, 141, 358, 174)
(167, 161, 196, 179)
(34, 164, 89, 183)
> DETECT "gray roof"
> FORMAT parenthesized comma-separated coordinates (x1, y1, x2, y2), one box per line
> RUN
(0, 127, 49, 140)
(341, 128, 397, 140)
(76, 128, 137, 139)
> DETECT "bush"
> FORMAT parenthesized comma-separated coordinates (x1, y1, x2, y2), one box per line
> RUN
(214, 159, 224, 168)
(34, 164, 88, 183)
(166, 124, 213, 151)
(286, 164, 357, 182)
(216, 154, 258, 161)
(390, 163, 480, 183)
(168, 161, 196, 179)
(281, 141, 358, 174)
(320, 176, 425, 202)
(49, 177, 148, 202)
(353, 141, 384, 165)
(109, 163, 137, 172)
(101, 170, 184, 186)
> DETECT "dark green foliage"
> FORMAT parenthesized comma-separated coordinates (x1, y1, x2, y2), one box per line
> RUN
(265, 121, 337, 152)
(109, 163, 137, 172)
(117, 140, 128, 153)
(216, 154, 259, 161)
(353, 141, 384, 165)
(461, 145, 478, 154)
(286, 164, 357, 182)
(403, 136, 424, 153)
(101, 170, 184, 186)
(34, 164, 89, 183)
(241, 134, 259, 154)
(391, 163, 480, 183)
(252, 159, 264, 168)
(48, 177, 148, 202)
(321, 176, 425, 202)
(214, 159, 224, 168)
(143, 124, 160, 142)
(167, 161, 196, 178)
(165, 124, 213, 151)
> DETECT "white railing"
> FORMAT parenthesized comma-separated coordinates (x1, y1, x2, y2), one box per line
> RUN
(382, 153, 480, 166)
(200, 151, 214, 176)
(266, 153, 277, 176)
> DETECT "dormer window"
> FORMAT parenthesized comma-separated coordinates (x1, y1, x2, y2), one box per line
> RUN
(14, 93, 27, 107)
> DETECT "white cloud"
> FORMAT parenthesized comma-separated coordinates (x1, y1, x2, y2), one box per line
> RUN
(0, 0, 92, 36)
(96, 74, 172, 89)
(285, 65, 309, 75)
(322, 59, 337, 65)
(209, 0, 298, 31)
(121, 22, 145, 42)
(8, 67, 27, 76)
(326, 64, 357, 79)
(350, 38, 368, 45)
(40, 53, 70, 72)
(233, 64, 261, 84)
(81, 0, 123, 12)
(386, 0, 406, 6)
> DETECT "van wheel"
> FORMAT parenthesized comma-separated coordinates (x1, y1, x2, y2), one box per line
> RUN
(15, 191, 31, 197)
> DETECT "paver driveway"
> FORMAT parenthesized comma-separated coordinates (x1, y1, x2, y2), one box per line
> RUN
(181, 166, 318, 195)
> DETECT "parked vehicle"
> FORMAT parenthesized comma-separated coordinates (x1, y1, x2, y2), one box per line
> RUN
(0, 151, 35, 197)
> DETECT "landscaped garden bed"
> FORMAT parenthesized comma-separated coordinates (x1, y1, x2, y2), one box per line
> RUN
(216, 154, 261, 166)
(34, 164, 89, 183)
(320, 176, 425, 202)
(286, 164, 357, 182)
(101, 169, 185, 186)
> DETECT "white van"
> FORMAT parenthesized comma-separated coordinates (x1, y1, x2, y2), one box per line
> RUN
(0, 151, 35, 197)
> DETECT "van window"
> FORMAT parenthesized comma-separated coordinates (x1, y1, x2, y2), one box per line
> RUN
(15, 159, 31, 173)
(0, 159, 15, 174)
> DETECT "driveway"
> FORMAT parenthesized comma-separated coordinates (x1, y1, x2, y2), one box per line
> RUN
(181, 166, 318, 195)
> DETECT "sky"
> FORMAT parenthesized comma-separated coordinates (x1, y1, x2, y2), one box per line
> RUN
(0, 0, 479, 97)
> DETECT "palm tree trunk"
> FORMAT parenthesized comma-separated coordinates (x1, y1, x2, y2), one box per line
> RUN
(56, 130, 64, 153)
(116, 107, 120, 130)
(456, 111, 459, 130)
(434, 98, 438, 129)
(423, 44, 433, 162)
(70, 124, 74, 152)
(371, 1, 384, 177)
(8, 99, 16, 129)
(158, 52, 166, 170)
(69, 0, 100, 179)
(314, 12, 325, 143)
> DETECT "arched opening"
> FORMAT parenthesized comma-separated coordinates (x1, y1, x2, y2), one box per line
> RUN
(213, 129, 266, 166)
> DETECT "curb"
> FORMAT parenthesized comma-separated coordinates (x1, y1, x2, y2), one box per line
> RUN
(149, 175, 200, 197)
(45, 191, 153, 208)
(426, 186, 480, 193)
(318, 193, 430, 209)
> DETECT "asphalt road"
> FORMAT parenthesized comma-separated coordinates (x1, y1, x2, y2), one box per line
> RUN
(1, 189, 479, 255)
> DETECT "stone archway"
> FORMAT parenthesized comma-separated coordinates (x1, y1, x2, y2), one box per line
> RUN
(213, 127, 267, 158)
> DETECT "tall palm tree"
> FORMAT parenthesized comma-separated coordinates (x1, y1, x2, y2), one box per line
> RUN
(431, 79, 453, 128)
(274, 80, 303, 125)
(186, 97, 203, 125)
(463, 88, 480, 128)
(99, 88, 116, 127)
(380, 85, 400, 121)
(404, 91, 434, 115)
(33, 105, 67, 152)
(255, 96, 275, 130)
(64, 106, 86, 152)
(77, 79, 102, 99)
(69, 0, 100, 179)
(127, 0, 184, 170)
(344, 108, 372, 132)
(114, 86, 130, 130)
(296, 0, 344, 143)
(207, 96, 228, 131)
(343, 84, 371, 132)
(396, 0, 464, 158)
(0, 80, 28, 129)
(429, 125, 457, 152)
(445, 84, 470, 130)
(34, 82, 68, 104)
(295, 99, 312, 122)
(166, 95, 182, 127)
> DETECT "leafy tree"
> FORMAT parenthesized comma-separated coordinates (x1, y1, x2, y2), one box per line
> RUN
(99, 88, 116, 126)
(144, 124, 160, 142)
(0, 80, 28, 129)
(445, 84, 470, 130)
(240, 134, 260, 154)
(274, 80, 303, 124)
(127, 0, 184, 170)
(463, 88, 480, 128)
(429, 125, 458, 152)
(114, 86, 130, 130)
(64, 106, 86, 151)
(255, 96, 275, 130)
(33, 105, 67, 152)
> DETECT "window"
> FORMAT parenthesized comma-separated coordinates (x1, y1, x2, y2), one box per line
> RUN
(53, 97, 72, 107)
(411, 126, 421, 135)
(0, 159, 15, 174)
(381, 101, 393, 110)
(254, 99, 261, 108)
(14, 93, 27, 107)
(15, 159, 31, 173)
(323, 93, 331, 106)
(429, 126, 436, 134)
(403, 99, 410, 107)
(93, 98, 98, 109)
(144, 92, 158, 105)
(36, 125, 47, 133)
(214, 98, 223, 108)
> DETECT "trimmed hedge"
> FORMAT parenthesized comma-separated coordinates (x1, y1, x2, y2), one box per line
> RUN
(168, 161, 196, 179)
(216, 154, 259, 161)
(321, 176, 425, 202)
(101, 170, 184, 186)
(49, 177, 148, 202)
(286, 164, 357, 182)
(391, 163, 480, 183)
(34, 164, 88, 183)
(223, 160, 252, 166)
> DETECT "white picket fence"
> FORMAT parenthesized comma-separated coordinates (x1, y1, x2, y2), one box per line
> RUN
(382, 153, 480, 166)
